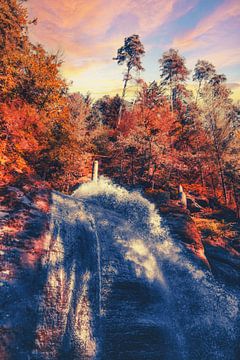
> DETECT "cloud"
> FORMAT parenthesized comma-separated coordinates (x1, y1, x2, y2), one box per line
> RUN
(26, 0, 198, 96)
(170, 0, 240, 81)
(26, 0, 240, 99)
(228, 83, 240, 90)
(228, 83, 240, 102)
(172, 0, 240, 50)
(27, 0, 197, 61)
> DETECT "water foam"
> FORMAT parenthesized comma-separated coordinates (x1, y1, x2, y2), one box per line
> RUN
(73, 178, 239, 359)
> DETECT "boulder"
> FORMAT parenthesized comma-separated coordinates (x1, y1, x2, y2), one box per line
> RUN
(196, 198, 209, 208)
(160, 203, 210, 268)
(145, 191, 171, 206)
(187, 197, 202, 213)
(204, 244, 240, 286)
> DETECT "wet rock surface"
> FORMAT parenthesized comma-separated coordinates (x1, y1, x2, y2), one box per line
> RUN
(204, 244, 240, 286)
(159, 204, 209, 267)
(0, 184, 51, 359)
(1, 181, 240, 359)
(158, 199, 240, 287)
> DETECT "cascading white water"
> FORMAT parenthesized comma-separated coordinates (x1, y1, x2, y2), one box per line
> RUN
(35, 177, 239, 359)
(88, 212, 103, 317)
(73, 178, 239, 360)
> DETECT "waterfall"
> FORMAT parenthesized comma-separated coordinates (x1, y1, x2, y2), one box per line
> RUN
(88, 212, 102, 317)
(34, 177, 239, 359)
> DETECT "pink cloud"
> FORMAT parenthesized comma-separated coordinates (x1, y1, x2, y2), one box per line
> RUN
(27, 0, 197, 61)
(172, 0, 240, 50)
(26, 0, 198, 94)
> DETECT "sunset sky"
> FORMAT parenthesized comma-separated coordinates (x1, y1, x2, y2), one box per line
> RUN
(27, 0, 240, 100)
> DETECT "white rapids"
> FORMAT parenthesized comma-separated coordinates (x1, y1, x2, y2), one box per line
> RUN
(34, 177, 239, 360)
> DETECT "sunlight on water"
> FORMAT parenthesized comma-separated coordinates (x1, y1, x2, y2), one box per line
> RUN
(122, 238, 165, 284)
(74, 176, 163, 236)
(34, 178, 239, 359)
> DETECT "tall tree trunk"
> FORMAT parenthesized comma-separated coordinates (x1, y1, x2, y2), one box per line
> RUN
(117, 66, 130, 127)
(147, 138, 152, 185)
(195, 80, 202, 104)
(131, 152, 134, 186)
(217, 153, 227, 204)
(210, 116, 227, 204)
(210, 173, 216, 197)
(199, 160, 204, 187)
(213, 143, 227, 204)
(122, 68, 130, 99)
(233, 183, 240, 219)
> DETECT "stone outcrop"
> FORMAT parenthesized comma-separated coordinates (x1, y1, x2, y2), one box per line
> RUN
(158, 199, 240, 286)
(158, 203, 210, 268)
(1, 182, 239, 359)
(0, 183, 51, 359)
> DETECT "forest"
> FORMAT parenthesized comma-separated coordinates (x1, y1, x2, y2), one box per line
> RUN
(1, 1, 240, 359)
(1, 0, 239, 217)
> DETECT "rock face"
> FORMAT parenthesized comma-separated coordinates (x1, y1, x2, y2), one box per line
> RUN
(204, 244, 240, 286)
(163, 206, 240, 286)
(154, 193, 240, 287)
(158, 204, 210, 268)
(1, 180, 240, 359)
(34, 192, 100, 359)
(0, 184, 51, 359)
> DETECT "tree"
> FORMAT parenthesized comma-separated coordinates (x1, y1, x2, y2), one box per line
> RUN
(0, 0, 68, 112)
(104, 81, 177, 188)
(209, 73, 227, 86)
(0, 100, 48, 185)
(159, 49, 189, 112)
(193, 60, 215, 103)
(113, 34, 145, 125)
(0, 0, 73, 190)
(136, 81, 166, 109)
(68, 92, 91, 136)
(90, 95, 124, 129)
(200, 75, 238, 204)
(0, 0, 29, 98)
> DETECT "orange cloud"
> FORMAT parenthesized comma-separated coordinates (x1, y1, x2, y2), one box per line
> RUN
(27, 0, 197, 61)
(26, 0, 198, 95)
(26, 0, 239, 100)
(229, 83, 240, 102)
(28, 0, 177, 35)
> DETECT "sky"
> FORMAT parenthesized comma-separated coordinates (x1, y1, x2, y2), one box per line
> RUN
(27, 0, 240, 100)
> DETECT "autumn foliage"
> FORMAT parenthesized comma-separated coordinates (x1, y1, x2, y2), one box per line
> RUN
(1, 0, 78, 188)
(0, 0, 239, 217)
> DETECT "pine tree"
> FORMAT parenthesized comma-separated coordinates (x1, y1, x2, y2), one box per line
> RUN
(113, 34, 145, 125)
(159, 49, 189, 112)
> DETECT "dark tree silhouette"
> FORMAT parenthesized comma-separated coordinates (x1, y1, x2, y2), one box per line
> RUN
(113, 34, 145, 125)
(159, 48, 189, 112)
(193, 60, 215, 103)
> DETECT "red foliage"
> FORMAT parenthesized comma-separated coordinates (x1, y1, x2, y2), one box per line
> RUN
(0, 100, 48, 185)
(1, 100, 47, 152)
